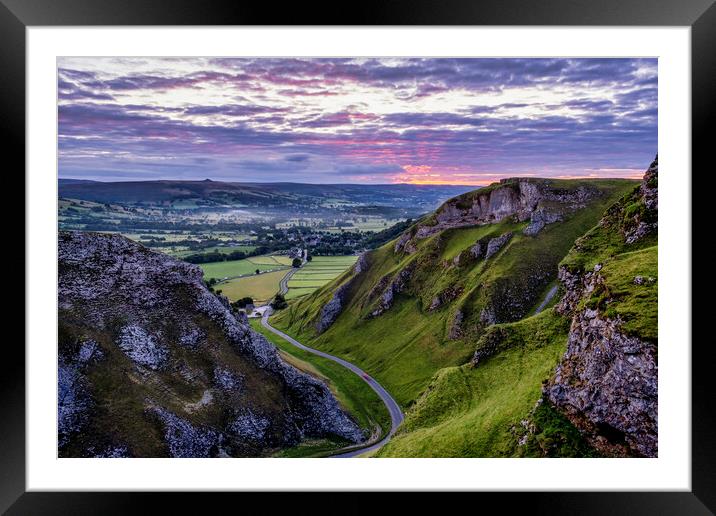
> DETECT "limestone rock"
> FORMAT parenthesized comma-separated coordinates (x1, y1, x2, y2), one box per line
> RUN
(58, 231, 363, 456)
(485, 232, 513, 259)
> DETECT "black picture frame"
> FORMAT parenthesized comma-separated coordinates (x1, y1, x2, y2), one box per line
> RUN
(3, 0, 713, 513)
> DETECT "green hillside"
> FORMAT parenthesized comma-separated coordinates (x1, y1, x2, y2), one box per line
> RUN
(375, 310, 596, 457)
(272, 179, 637, 408)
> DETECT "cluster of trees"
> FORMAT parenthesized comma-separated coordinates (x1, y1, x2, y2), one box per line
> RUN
(270, 293, 288, 310)
(231, 297, 254, 310)
(183, 246, 271, 264)
(362, 218, 414, 248)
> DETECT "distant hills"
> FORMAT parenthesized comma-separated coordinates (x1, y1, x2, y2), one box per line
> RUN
(58, 179, 474, 213)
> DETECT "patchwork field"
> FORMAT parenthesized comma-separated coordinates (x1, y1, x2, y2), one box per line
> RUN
(286, 256, 358, 300)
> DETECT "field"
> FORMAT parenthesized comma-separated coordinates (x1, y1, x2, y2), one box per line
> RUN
(215, 270, 288, 303)
(200, 255, 289, 281)
(249, 319, 390, 457)
(247, 255, 294, 266)
(285, 256, 358, 300)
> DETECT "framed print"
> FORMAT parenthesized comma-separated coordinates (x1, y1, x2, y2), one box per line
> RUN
(3, 0, 714, 512)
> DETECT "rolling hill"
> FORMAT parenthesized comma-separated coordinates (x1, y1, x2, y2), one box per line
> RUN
(58, 178, 473, 214)
(271, 159, 658, 457)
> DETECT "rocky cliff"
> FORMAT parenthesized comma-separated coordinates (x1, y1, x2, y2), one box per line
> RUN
(58, 231, 362, 457)
(395, 178, 599, 253)
(545, 156, 658, 457)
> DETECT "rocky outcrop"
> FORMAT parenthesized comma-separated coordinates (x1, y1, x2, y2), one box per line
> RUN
(546, 160, 658, 457)
(546, 303, 657, 457)
(624, 156, 658, 244)
(447, 310, 464, 340)
(369, 263, 415, 317)
(485, 232, 513, 259)
(524, 208, 563, 236)
(58, 231, 362, 457)
(469, 239, 487, 260)
(428, 286, 464, 311)
(316, 283, 350, 334)
(395, 178, 599, 251)
(315, 253, 369, 334)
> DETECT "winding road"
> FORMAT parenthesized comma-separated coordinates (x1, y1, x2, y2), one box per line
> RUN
(534, 284, 559, 314)
(260, 309, 404, 458)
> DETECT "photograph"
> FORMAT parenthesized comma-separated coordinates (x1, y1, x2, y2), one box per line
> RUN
(56, 56, 659, 459)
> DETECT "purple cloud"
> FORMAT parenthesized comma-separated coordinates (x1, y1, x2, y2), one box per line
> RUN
(57, 57, 657, 184)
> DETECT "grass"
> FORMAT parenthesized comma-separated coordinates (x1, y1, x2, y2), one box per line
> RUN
(248, 255, 293, 266)
(272, 437, 354, 458)
(285, 255, 358, 300)
(376, 311, 575, 457)
(200, 256, 286, 281)
(586, 246, 657, 341)
(560, 184, 656, 273)
(285, 287, 318, 300)
(515, 400, 600, 458)
(560, 181, 657, 342)
(249, 320, 390, 444)
(216, 269, 287, 303)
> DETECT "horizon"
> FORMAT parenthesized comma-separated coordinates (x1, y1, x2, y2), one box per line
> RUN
(58, 57, 657, 185)
(57, 175, 642, 187)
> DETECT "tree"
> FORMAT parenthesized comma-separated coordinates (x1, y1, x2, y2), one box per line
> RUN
(270, 293, 287, 310)
(232, 297, 254, 309)
(292, 257, 302, 268)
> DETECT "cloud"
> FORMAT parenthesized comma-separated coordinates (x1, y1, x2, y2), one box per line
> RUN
(57, 57, 657, 184)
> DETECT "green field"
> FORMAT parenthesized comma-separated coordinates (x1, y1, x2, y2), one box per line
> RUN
(216, 270, 287, 303)
(285, 287, 317, 301)
(247, 255, 294, 266)
(249, 319, 390, 458)
(285, 256, 358, 300)
(200, 256, 288, 281)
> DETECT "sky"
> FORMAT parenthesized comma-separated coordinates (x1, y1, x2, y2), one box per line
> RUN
(57, 57, 657, 185)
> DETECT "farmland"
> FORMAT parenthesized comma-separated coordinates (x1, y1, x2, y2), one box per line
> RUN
(200, 255, 289, 281)
(285, 256, 358, 300)
(215, 269, 288, 304)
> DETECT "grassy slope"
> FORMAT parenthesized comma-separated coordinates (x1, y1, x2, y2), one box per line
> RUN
(273, 180, 636, 408)
(561, 182, 658, 342)
(376, 310, 574, 457)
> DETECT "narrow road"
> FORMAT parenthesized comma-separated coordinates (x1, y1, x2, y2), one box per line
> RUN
(277, 268, 298, 295)
(534, 284, 559, 314)
(277, 249, 306, 295)
(260, 309, 404, 458)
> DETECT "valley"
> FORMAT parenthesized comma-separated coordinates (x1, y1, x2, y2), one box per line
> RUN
(57, 160, 659, 458)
